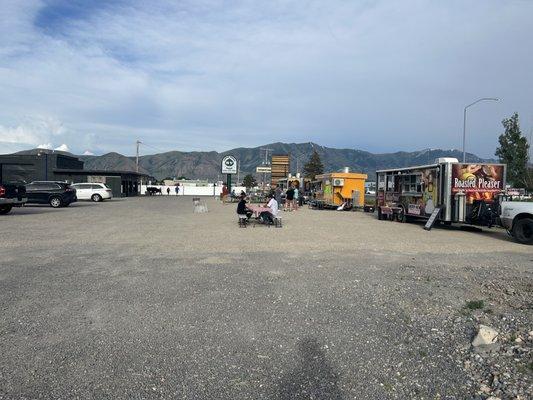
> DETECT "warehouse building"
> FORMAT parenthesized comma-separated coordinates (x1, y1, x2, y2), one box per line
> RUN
(0, 151, 149, 197)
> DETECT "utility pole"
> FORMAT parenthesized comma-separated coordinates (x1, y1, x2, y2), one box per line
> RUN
(259, 147, 273, 190)
(136, 140, 142, 173)
(236, 160, 240, 187)
(462, 98, 499, 163)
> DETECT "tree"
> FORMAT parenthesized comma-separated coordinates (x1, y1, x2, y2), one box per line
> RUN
(243, 174, 256, 189)
(495, 113, 530, 188)
(303, 150, 324, 180)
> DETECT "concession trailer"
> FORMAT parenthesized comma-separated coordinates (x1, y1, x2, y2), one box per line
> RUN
(313, 171, 367, 209)
(376, 158, 506, 227)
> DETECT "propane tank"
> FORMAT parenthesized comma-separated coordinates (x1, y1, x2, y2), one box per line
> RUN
(454, 192, 466, 222)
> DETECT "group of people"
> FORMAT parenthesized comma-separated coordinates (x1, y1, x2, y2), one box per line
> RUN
(164, 185, 180, 196)
(274, 184, 300, 212)
(237, 191, 279, 225)
(236, 183, 303, 226)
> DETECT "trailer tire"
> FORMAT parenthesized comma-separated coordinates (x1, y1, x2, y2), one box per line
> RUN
(0, 204, 13, 215)
(398, 207, 407, 223)
(512, 218, 533, 245)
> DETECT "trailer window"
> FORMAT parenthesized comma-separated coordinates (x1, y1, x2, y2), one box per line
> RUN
(401, 174, 422, 193)
(386, 175, 394, 191)
(378, 174, 385, 189)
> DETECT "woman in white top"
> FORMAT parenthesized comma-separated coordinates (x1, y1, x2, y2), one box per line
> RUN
(260, 194, 278, 224)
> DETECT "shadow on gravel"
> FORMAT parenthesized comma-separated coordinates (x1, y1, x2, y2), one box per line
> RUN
(2, 207, 54, 215)
(275, 337, 345, 400)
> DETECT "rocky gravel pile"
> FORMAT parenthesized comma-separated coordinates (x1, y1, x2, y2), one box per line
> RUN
(454, 278, 532, 400)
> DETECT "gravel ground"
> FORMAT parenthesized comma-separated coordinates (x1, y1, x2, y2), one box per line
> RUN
(0, 196, 531, 399)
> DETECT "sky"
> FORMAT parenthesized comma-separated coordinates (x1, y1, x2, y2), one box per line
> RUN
(1, 0, 532, 157)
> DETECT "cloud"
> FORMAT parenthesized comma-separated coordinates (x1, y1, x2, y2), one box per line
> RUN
(37, 143, 52, 150)
(1, 1, 533, 157)
(83, 150, 95, 155)
(0, 116, 66, 146)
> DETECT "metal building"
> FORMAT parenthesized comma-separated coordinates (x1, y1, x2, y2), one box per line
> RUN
(0, 151, 149, 198)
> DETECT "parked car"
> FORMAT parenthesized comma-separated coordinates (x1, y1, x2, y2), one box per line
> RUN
(145, 186, 162, 195)
(71, 183, 112, 202)
(25, 181, 77, 208)
(0, 182, 27, 214)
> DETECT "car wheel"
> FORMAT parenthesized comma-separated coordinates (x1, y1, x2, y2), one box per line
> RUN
(49, 196, 62, 208)
(0, 204, 13, 214)
(91, 194, 102, 202)
(512, 218, 533, 245)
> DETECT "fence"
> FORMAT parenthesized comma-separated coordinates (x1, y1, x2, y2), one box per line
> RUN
(140, 184, 248, 196)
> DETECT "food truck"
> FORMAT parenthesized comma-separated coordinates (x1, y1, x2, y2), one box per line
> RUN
(376, 158, 506, 226)
(276, 175, 310, 192)
(313, 171, 367, 209)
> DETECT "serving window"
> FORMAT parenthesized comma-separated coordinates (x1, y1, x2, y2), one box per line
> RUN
(401, 174, 422, 193)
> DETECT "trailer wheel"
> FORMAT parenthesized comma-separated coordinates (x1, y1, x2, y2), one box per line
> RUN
(398, 207, 407, 223)
(0, 204, 13, 214)
(512, 218, 533, 245)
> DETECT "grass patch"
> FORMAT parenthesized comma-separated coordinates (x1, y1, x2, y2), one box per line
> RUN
(516, 362, 533, 375)
(464, 300, 484, 310)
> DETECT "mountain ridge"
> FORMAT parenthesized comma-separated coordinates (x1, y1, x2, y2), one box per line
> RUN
(16, 142, 497, 180)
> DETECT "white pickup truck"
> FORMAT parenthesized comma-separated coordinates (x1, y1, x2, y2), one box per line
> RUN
(499, 200, 533, 244)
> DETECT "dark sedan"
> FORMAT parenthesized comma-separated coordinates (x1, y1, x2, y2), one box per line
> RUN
(25, 181, 77, 208)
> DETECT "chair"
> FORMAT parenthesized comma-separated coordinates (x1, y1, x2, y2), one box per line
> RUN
(238, 214, 248, 228)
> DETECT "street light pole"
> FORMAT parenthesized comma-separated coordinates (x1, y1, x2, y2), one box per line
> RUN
(462, 97, 499, 163)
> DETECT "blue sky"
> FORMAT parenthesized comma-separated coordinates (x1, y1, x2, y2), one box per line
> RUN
(1, 0, 532, 157)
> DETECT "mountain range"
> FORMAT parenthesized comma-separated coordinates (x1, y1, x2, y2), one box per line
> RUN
(16, 142, 496, 181)
(80, 142, 496, 181)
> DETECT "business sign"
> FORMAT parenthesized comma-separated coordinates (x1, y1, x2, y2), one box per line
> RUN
(256, 166, 272, 173)
(507, 188, 525, 196)
(221, 155, 237, 174)
(451, 164, 504, 204)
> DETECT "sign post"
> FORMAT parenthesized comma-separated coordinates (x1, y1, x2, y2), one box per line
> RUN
(221, 155, 237, 193)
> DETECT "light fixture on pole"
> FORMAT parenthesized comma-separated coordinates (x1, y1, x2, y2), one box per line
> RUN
(462, 97, 499, 162)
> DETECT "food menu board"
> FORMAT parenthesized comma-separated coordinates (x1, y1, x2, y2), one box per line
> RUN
(451, 164, 504, 204)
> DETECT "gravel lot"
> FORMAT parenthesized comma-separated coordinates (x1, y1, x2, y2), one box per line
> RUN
(1, 197, 531, 399)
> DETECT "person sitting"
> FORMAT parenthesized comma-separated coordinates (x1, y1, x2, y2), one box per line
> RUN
(236, 195, 252, 220)
(259, 194, 278, 225)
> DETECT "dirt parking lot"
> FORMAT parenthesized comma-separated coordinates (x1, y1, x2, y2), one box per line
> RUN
(1, 197, 531, 399)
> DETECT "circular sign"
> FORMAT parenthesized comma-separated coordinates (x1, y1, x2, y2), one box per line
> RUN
(221, 155, 237, 174)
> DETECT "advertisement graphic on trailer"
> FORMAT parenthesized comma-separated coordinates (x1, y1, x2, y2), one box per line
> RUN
(451, 164, 504, 204)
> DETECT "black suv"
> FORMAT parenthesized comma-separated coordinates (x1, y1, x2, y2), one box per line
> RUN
(25, 181, 77, 208)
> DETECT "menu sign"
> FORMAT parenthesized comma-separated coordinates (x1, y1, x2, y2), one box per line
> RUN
(451, 164, 504, 204)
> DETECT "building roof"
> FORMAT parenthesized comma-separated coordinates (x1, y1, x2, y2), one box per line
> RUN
(315, 172, 367, 179)
(54, 168, 151, 178)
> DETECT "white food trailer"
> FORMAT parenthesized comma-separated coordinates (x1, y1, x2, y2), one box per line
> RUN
(376, 158, 506, 227)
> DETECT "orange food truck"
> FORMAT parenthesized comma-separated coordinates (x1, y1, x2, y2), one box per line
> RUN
(313, 171, 367, 209)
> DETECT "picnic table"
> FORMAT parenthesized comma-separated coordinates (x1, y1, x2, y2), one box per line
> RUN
(247, 204, 272, 218)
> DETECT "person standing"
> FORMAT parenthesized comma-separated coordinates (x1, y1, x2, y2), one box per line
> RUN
(221, 185, 229, 203)
(166, 187, 170, 196)
(285, 186, 294, 211)
(293, 185, 299, 211)
(275, 186, 282, 207)
(175, 184, 180, 196)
